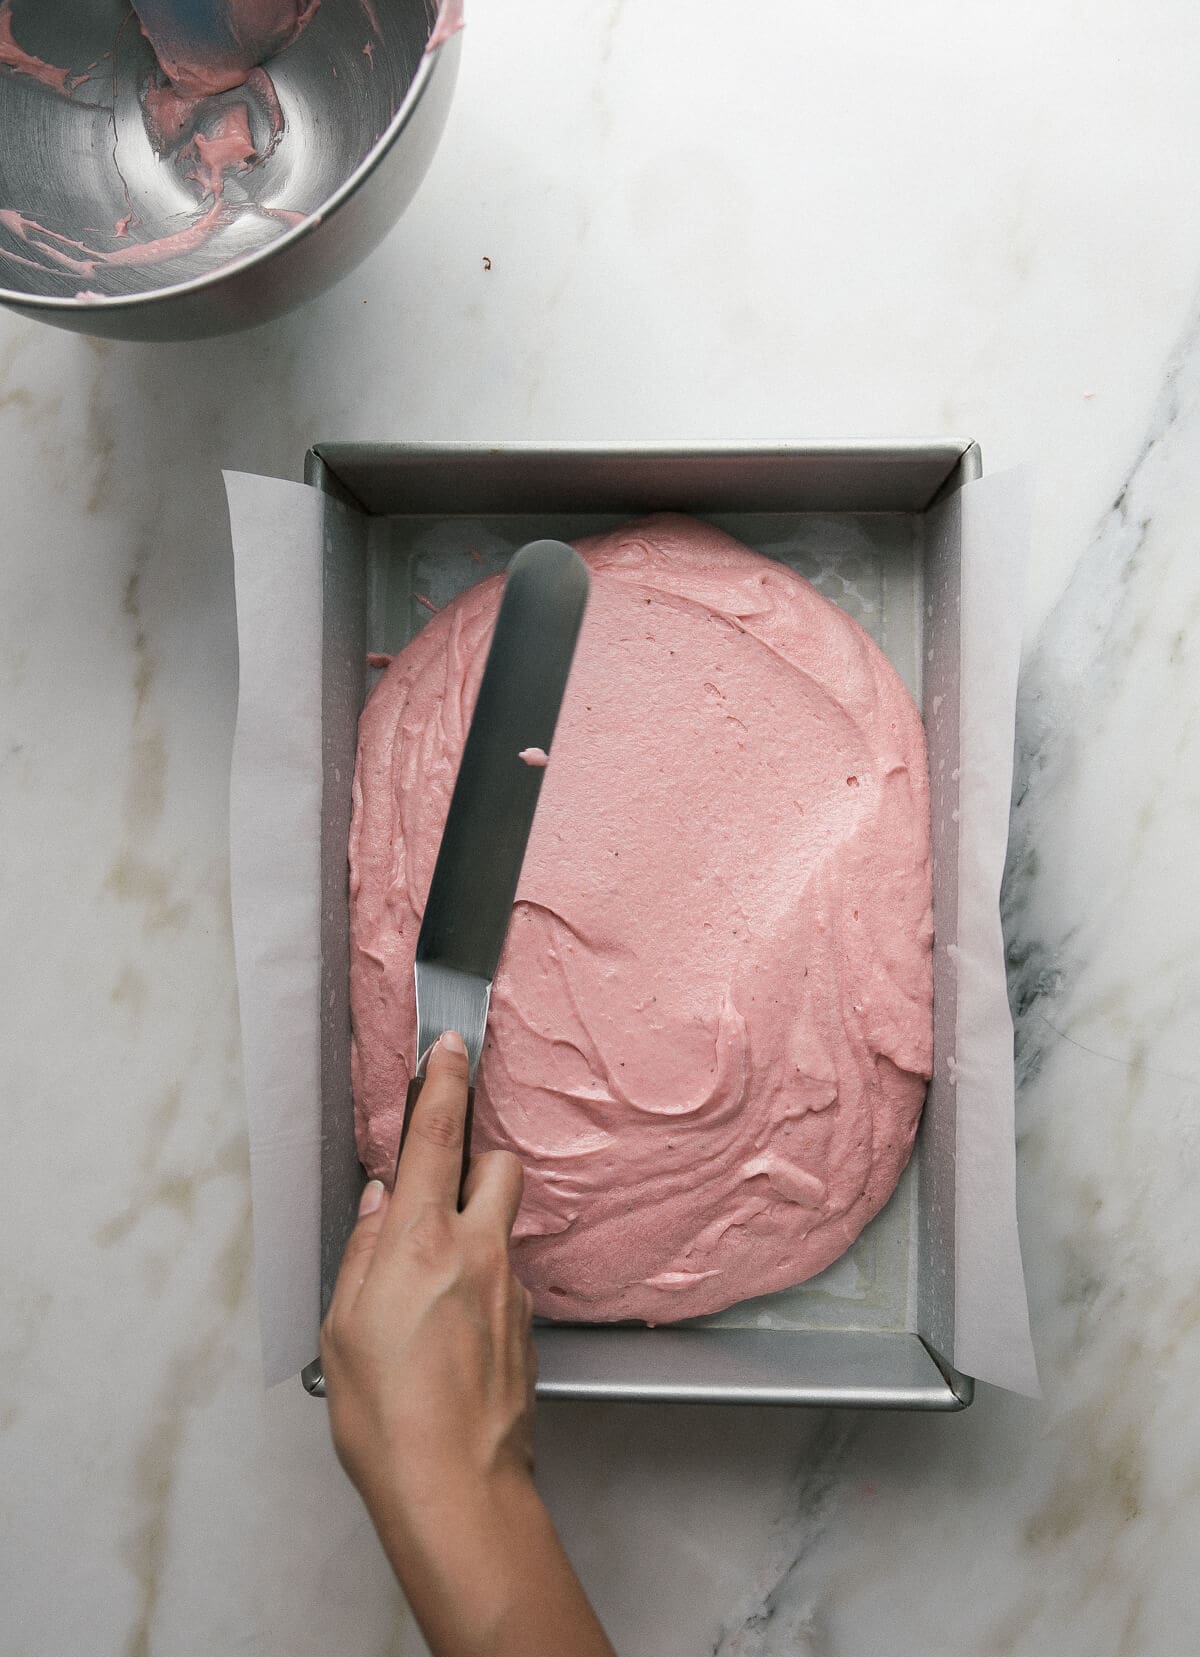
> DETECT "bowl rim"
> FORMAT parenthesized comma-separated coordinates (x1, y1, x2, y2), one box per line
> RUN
(0, 24, 454, 313)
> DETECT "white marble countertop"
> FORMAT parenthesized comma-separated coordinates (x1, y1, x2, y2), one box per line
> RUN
(3, 2, 1199, 1653)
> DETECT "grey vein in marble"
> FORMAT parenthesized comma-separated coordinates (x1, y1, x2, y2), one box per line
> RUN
(1005, 289, 1200, 1089)
(711, 1417, 857, 1657)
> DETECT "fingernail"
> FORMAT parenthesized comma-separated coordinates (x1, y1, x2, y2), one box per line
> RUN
(438, 1030, 466, 1056)
(359, 1179, 385, 1217)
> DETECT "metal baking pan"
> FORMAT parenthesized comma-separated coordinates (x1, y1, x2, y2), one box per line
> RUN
(305, 441, 979, 1410)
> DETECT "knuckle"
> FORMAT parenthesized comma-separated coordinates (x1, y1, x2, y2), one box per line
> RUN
(472, 1148, 524, 1204)
(331, 1239, 370, 1291)
(496, 1149, 524, 1194)
(413, 1106, 463, 1151)
(466, 1150, 501, 1191)
(405, 1203, 453, 1261)
(481, 1145, 519, 1175)
(319, 1314, 341, 1368)
(340, 1231, 371, 1267)
(472, 1234, 506, 1277)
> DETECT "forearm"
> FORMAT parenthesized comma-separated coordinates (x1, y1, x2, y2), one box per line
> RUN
(366, 1467, 616, 1657)
(323, 1046, 611, 1653)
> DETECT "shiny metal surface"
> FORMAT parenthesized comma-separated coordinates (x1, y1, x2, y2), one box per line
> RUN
(413, 539, 588, 1075)
(0, 1, 460, 339)
(301, 485, 368, 1405)
(308, 441, 980, 1409)
(535, 1329, 971, 1410)
(416, 539, 589, 996)
(413, 962, 492, 1084)
(313, 440, 972, 516)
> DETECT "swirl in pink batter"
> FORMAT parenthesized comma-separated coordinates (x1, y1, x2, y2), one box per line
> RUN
(350, 516, 933, 1322)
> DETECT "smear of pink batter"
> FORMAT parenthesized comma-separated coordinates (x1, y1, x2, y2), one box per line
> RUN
(518, 748, 550, 769)
(141, 64, 282, 157)
(350, 516, 934, 1324)
(0, 1, 71, 95)
(184, 105, 258, 200)
(0, 199, 229, 277)
(427, 0, 464, 52)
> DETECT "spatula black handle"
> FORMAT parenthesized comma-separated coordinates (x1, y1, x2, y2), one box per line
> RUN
(397, 1075, 475, 1209)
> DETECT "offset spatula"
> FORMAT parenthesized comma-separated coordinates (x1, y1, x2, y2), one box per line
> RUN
(303, 540, 588, 1396)
(397, 539, 590, 1190)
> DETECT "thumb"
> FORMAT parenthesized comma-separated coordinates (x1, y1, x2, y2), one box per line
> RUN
(327, 1180, 391, 1321)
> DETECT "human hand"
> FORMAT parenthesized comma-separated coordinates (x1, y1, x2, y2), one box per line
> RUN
(321, 1030, 536, 1525)
(321, 1032, 614, 1656)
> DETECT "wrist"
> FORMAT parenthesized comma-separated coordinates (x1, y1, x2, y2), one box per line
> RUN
(363, 1448, 539, 1562)
(358, 1450, 614, 1657)
(367, 1461, 551, 1650)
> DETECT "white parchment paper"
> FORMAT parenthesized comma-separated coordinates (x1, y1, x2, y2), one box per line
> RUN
(952, 471, 1039, 1395)
(226, 465, 1038, 1396)
(227, 473, 325, 1385)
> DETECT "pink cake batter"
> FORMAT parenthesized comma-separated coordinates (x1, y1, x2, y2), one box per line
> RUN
(427, 0, 464, 51)
(350, 516, 933, 1323)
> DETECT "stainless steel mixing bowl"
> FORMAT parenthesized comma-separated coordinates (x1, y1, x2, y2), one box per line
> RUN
(0, 1, 460, 339)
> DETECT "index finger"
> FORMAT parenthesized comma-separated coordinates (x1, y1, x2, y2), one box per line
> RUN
(391, 1031, 471, 1213)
